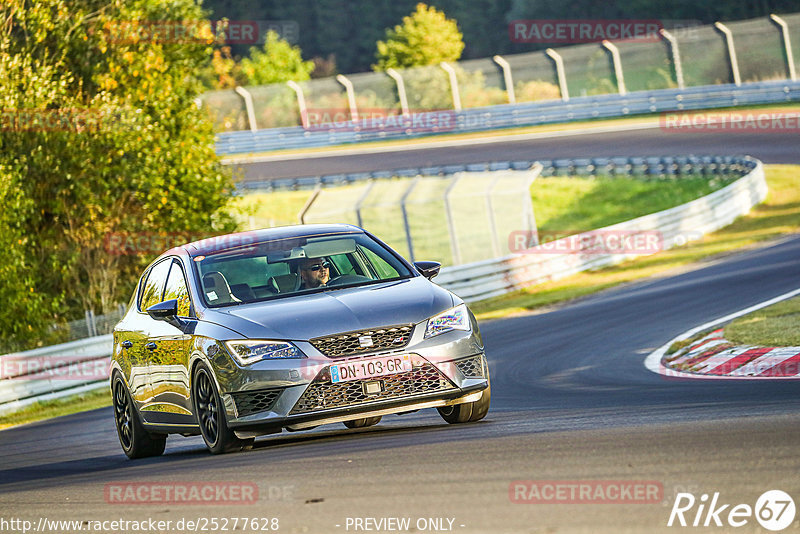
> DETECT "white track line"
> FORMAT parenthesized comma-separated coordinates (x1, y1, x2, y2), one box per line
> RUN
(644, 286, 800, 379)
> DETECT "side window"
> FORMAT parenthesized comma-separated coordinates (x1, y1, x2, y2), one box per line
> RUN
(139, 259, 172, 311)
(361, 247, 399, 279)
(163, 261, 192, 317)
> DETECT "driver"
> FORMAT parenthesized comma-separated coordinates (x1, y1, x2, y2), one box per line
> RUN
(298, 257, 330, 289)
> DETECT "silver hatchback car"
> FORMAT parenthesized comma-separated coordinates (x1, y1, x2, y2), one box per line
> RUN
(111, 224, 490, 457)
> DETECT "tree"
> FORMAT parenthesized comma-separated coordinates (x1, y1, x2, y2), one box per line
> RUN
(239, 31, 314, 86)
(0, 0, 236, 350)
(373, 3, 465, 71)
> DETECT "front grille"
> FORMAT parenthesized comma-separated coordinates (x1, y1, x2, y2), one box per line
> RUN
(230, 388, 282, 417)
(310, 325, 413, 358)
(290, 362, 454, 414)
(455, 355, 485, 378)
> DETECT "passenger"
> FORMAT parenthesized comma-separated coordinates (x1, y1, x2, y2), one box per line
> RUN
(298, 258, 330, 289)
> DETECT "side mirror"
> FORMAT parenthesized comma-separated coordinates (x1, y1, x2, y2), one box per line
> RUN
(414, 261, 441, 280)
(146, 299, 178, 321)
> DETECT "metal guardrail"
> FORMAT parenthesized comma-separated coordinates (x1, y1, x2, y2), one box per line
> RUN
(436, 156, 765, 301)
(217, 80, 800, 157)
(0, 155, 763, 416)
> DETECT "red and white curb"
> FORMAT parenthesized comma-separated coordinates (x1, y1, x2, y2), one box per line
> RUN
(644, 287, 800, 380)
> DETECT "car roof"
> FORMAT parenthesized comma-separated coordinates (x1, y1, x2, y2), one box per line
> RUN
(179, 223, 364, 257)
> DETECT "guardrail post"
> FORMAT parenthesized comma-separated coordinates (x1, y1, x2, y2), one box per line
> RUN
(444, 174, 463, 265)
(545, 48, 569, 102)
(400, 177, 420, 262)
(524, 163, 542, 245)
(234, 86, 258, 132)
(336, 74, 359, 122)
(440, 62, 463, 111)
(770, 14, 797, 81)
(386, 68, 410, 116)
(659, 29, 685, 89)
(287, 81, 310, 128)
(602, 40, 627, 96)
(714, 22, 741, 86)
(493, 55, 516, 105)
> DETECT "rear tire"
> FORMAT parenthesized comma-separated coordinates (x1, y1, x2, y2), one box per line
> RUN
(112, 375, 166, 459)
(343, 416, 382, 429)
(192, 363, 253, 454)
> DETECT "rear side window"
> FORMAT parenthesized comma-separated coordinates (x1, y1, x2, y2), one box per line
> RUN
(139, 259, 172, 311)
(163, 262, 192, 317)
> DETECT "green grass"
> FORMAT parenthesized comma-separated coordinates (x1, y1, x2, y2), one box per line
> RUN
(471, 165, 800, 320)
(0, 387, 110, 431)
(725, 296, 800, 347)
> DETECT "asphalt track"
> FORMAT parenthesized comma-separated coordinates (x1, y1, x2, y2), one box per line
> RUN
(234, 125, 800, 182)
(1, 131, 800, 533)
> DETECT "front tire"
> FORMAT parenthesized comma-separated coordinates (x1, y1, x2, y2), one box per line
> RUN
(112, 375, 166, 459)
(192, 363, 253, 454)
(438, 380, 491, 424)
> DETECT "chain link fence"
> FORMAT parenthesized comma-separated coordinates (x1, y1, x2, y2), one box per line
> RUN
(201, 13, 800, 132)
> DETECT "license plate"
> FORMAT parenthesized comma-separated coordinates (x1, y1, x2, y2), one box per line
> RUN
(330, 354, 412, 383)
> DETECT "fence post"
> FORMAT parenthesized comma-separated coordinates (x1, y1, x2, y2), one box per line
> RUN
(336, 74, 359, 122)
(85, 310, 97, 338)
(659, 29, 685, 89)
(287, 81, 309, 128)
(493, 55, 516, 104)
(714, 22, 741, 86)
(440, 62, 463, 111)
(354, 180, 376, 229)
(770, 14, 797, 81)
(234, 86, 258, 132)
(386, 68, 410, 116)
(545, 48, 570, 102)
(298, 185, 321, 223)
(602, 40, 627, 96)
(485, 174, 503, 258)
(444, 174, 463, 265)
(400, 177, 420, 262)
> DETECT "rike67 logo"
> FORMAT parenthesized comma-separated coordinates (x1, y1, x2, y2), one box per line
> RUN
(667, 490, 796, 531)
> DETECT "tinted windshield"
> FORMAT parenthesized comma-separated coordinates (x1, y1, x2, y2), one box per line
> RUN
(194, 232, 413, 307)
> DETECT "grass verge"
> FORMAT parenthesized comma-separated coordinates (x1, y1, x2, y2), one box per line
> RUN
(471, 165, 800, 320)
(0, 387, 110, 431)
(724, 296, 800, 347)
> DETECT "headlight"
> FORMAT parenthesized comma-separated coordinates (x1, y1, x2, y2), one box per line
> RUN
(424, 304, 471, 339)
(225, 340, 305, 365)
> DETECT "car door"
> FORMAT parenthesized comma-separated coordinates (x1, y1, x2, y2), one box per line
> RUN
(140, 259, 195, 425)
(127, 258, 173, 409)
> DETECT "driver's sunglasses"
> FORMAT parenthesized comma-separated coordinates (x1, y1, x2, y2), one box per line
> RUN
(304, 261, 330, 272)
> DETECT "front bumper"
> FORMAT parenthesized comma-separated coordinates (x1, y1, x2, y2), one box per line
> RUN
(216, 326, 488, 433)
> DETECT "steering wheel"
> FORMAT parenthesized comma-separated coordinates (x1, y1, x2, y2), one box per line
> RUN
(326, 274, 371, 287)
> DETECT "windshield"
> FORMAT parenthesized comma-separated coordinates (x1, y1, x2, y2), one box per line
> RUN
(193, 232, 413, 307)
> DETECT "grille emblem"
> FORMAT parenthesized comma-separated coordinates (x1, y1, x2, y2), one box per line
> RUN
(358, 335, 374, 348)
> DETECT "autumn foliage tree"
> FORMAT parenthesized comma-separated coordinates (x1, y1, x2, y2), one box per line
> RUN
(0, 0, 236, 349)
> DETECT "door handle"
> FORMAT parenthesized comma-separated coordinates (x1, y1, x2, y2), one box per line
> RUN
(121, 340, 133, 349)
(145, 342, 157, 351)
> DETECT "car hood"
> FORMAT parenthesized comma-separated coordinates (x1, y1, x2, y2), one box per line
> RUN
(202, 277, 456, 341)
